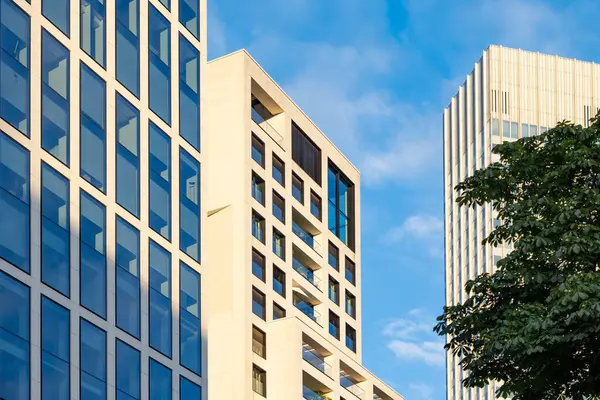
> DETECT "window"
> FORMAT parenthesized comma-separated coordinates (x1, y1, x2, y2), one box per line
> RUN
(179, 35, 200, 149)
(149, 5, 171, 124)
(345, 290, 356, 318)
(252, 248, 265, 281)
(43, 0, 70, 35)
(0, 0, 30, 136)
(149, 122, 171, 239)
(310, 191, 321, 220)
(180, 149, 201, 261)
(272, 154, 285, 186)
(328, 163, 355, 249)
(180, 377, 201, 399)
(157, 0, 170, 9)
(329, 311, 339, 340)
(0, 132, 29, 273)
(272, 191, 285, 223)
(522, 123, 529, 138)
(80, 0, 105, 67)
(150, 359, 172, 400)
(273, 266, 285, 297)
(252, 211, 265, 243)
(42, 31, 69, 165)
(116, 0, 139, 96)
(80, 191, 106, 318)
(180, 262, 201, 375)
(273, 229, 285, 260)
(252, 325, 266, 358)
(530, 125, 538, 137)
(345, 257, 356, 285)
(116, 94, 140, 217)
(328, 242, 339, 270)
(328, 276, 339, 305)
(149, 240, 172, 357)
(80, 64, 106, 191)
(251, 172, 265, 205)
(252, 287, 265, 320)
(80, 319, 107, 400)
(346, 324, 356, 352)
(292, 173, 303, 203)
(502, 120, 510, 139)
(180, 0, 199, 38)
(252, 365, 266, 397)
(491, 118, 499, 136)
(116, 217, 140, 338)
(511, 121, 519, 139)
(273, 303, 286, 320)
(252, 134, 265, 167)
(41, 296, 70, 400)
(41, 163, 70, 296)
(292, 122, 321, 184)
(0, 271, 30, 400)
(116, 339, 140, 400)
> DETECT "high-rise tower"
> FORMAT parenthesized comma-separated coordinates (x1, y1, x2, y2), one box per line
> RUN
(443, 45, 600, 400)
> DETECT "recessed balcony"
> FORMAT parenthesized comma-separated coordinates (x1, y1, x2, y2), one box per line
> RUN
(292, 208, 322, 255)
(251, 81, 284, 144)
(293, 292, 321, 326)
(303, 371, 333, 400)
(302, 334, 333, 378)
(340, 363, 366, 400)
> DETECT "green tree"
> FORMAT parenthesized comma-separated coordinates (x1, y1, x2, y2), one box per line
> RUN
(435, 116, 600, 400)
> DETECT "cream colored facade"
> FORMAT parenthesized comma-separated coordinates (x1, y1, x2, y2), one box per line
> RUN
(204, 50, 402, 400)
(443, 45, 600, 400)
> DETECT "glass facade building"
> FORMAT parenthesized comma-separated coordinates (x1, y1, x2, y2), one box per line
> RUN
(0, 0, 206, 398)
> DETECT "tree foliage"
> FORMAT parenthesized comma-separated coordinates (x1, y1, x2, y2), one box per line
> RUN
(434, 115, 600, 400)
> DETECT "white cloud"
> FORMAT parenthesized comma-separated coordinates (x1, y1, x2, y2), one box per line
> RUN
(383, 310, 445, 367)
(409, 382, 436, 400)
(385, 215, 443, 258)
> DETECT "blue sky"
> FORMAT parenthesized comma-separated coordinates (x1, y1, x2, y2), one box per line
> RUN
(207, 1, 600, 399)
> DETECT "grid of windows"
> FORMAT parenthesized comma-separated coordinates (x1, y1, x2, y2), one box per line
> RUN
(0, 1, 205, 398)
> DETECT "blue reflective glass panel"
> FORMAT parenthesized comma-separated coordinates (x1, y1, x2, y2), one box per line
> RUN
(116, 339, 140, 399)
(180, 376, 201, 400)
(180, 149, 200, 261)
(149, 359, 172, 400)
(180, 0, 199, 38)
(42, 296, 70, 400)
(0, 0, 30, 136)
(80, 191, 106, 318)
(0, 271, 30, 400)
(180, 262, 201, 375)
(179, 35, 200, 149)
(0, 132, 30, 272)
(116, 217, 140, 338)
(116, 94, 140, 217)
(149, 122, 171, 239)
(80, 319, 106, 400)
(42, 30, 70, 165)
(149, 240, 171, 357)
(80, 0, 105, 67)
(43, 0, 70, 35)
(41, 163, 70, 296)
(80, 64, 106, 191)
(116, 0, 139, 96)
(149, 5, 170, 124)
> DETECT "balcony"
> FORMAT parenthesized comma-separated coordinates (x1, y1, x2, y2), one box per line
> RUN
(303, 372, 333, 400)
(293, 257, 322, 291)
(341, 369, 365, 399)
(292, 208, 322, 255)
(294, 293, 321, 326)
(302, 343, 332, 378)
(251, 94, 284, 143)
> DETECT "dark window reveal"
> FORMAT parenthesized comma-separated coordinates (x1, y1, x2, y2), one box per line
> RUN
(292, 122, 321, 185)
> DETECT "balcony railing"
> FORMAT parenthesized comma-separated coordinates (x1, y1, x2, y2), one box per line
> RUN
(294, 300, 321, 325)
(303, 386, 332, 400)
(293, 222, 321, 254)
(251, 107, 284, 143)
(293, 258, 322, 291)
(341, 374, 365, 399)
(302, 345, 332, 377)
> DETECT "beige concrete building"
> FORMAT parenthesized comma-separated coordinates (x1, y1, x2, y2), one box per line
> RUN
(204, 50, 402, 400)
(443, 45, 600, 400)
